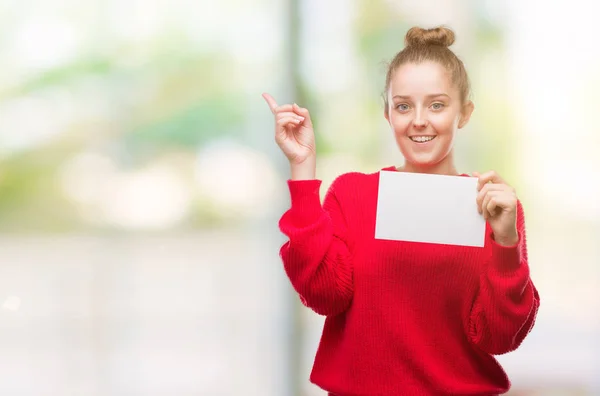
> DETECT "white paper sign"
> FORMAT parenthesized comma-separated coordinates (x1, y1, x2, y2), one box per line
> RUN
(375, 171, 486, 247)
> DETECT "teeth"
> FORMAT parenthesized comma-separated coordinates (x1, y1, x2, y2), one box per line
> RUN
(410, 136, 435, 143)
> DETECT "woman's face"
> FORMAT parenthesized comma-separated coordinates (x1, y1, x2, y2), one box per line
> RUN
(385, 61, 473, 173)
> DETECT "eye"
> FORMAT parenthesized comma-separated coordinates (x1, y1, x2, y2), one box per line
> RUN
(396, 103, 410, 112)
(431, 102, 444, 110)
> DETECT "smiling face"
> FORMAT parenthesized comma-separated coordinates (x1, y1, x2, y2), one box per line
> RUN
(385, 61, 474, 175)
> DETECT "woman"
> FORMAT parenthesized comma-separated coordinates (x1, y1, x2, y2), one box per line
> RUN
(262, 26, 540, 396)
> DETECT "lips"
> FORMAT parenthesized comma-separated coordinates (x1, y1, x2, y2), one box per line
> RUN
(409, 135, 436, 143)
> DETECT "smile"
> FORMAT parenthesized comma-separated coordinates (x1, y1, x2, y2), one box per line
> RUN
(409, 136, 436, 143)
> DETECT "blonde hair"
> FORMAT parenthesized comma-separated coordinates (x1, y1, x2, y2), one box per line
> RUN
(384, 26, 471, 105)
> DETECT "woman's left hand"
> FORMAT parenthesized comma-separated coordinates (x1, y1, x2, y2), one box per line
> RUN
(473, 171, 519, 246)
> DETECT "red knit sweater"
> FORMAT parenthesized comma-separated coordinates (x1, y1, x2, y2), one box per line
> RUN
(278, 166, 540, 396)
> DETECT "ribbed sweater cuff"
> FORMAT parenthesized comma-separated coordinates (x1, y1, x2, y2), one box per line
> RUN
(285, 179, 323, 225)
(488, 230, 523, 274)
(288, 179, 322, 207)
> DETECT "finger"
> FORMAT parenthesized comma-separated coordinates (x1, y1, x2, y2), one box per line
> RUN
(293, 103, 313, 127)
(481, 191, 498, 219)
(477, 170, 506, 189)
(276, 116, 303, 129)
(476, 183, 510, 208)
(483, 190, 517, 219)
(262, 93, 279, 114)
(276, 111, 305, 123)
(274, 104, 295, 114)
(485, 195, 498, 218)
(489, 192, 517, 212)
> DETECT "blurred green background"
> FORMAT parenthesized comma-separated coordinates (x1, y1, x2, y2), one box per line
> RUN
(0, 0, 598, 395)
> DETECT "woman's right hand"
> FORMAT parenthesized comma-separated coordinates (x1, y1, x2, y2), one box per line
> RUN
(262, 93, 316, 165)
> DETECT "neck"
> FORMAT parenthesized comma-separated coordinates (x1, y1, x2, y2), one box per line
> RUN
(397, 153, 458, 176)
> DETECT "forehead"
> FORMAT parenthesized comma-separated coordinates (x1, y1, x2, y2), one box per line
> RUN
(390, 61, 455, 95)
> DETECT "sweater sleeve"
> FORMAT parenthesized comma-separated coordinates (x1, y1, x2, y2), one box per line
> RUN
(467, 200, 540, 355)
(278, 177, 354, 316)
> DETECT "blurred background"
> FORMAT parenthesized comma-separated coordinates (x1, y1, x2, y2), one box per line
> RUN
(0, 0, 598, 395)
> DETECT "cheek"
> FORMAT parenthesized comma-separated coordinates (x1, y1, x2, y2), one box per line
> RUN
(390, 115, 411, 133)
(429, 113, 459, 133)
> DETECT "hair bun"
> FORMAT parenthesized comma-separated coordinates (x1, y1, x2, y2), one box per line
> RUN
(404, 26, 455, 47)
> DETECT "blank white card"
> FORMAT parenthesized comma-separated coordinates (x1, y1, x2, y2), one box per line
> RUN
(375, 171, 486, 247)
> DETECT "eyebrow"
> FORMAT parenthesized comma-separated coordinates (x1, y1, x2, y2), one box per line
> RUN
(392, 93, 450, 100)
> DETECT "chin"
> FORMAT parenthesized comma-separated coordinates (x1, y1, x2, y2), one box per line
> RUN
(398, 150, 441, 166)
(398, 145, 453, 167)
(412, 155, 443, 166)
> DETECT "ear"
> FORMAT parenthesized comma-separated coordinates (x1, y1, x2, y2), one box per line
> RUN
(458, 101, 474, 129)
(383, 91, 392, 124)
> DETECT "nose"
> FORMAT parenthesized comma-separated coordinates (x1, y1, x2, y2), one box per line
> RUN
(413, 110, 427, 129)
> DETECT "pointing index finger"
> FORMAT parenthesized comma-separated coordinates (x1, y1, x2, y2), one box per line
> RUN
(262, 93, 279, 114)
